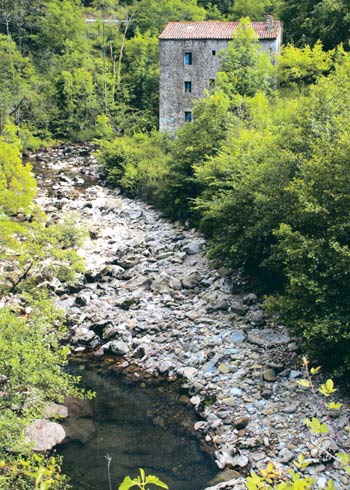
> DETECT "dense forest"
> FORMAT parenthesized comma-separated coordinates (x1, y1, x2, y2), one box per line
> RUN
(2, 0, 350, 488)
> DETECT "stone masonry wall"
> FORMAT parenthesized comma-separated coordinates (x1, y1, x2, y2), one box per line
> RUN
(159, 35, 281, 133)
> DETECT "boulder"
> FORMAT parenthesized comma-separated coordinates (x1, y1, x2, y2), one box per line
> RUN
(104, 340, 130, 355)
(182, 271, 202, 289)
(42, 403, 68, 419)
(230, 303, 248, 316)
(26, 419, 66, 451)
(64, 397, 94, 418)
(183, 241, 201, 255)
(247, 328, 290, 348)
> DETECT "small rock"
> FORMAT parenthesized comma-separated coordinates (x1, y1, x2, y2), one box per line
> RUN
(230, 331, 246, 344)
(218, 363, 230, 374)
(234, 416, 250, 430)
(206, 469, 241, 487)
(278, 448, 294, 463)
(230, 303, 248, 316)
(222, 397, 235, 406)
(105, 340, 130, 355)
(283, 403, 299, 414)
(230, 387, 242, 397)
(42, 403, 68, 419)
(190, 396, 201, 406)
(75, 293, 90, 306)
(131, 210, 143, 219)
(179, 367, 198, 379)
(207, 301, 230, 312)
(263, 368, 277, 382)
(182, 271, 202, 288)
(243, 293, 257, 305)
(158, 361, 173, 374)
(183, 242, 201, 255)
(230, 454, 249, 468)
(248, 310, 265, 327)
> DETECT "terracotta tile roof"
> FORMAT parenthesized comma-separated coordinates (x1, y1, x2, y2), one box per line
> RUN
(159, 21, 282, 40)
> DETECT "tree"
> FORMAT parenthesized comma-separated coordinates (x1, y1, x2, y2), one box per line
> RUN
(277, 41, 334, 90)
(0, 34, 35, 129)
(280, 0, 350, 50)
(0, 122, 36, 215)
(230, 0, 282, 20)
(131, 0, 206, 35)
(157, 91, 232, 220)
(216, 18, 275, 99)
(122, 30, 159, 128)
(53, 67, 99, 139)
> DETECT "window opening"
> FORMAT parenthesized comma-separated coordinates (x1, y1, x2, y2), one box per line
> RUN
(212, 50, 216, 56)
(184, 52, 192, 65)
(185, 111, 192, 122)
(184, 81, 192, 93)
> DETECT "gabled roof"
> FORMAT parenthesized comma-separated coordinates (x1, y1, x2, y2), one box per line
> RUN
(159, 21, 282, 40)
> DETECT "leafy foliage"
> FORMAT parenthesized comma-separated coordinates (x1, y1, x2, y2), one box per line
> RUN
(280, 0, 350, 50)
(119, 468, 169, 490)
(0, 131, 88, 488)
(0, 122, 36, 214)
(0, 454, 70, 490)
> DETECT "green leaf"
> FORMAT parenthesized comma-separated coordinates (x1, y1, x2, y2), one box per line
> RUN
(325, 481, 336, 490)
(119, 476, 140, 490)
(145, 475, 169, 489)
(319, 379, 337, 397)
(327, 402, 342, 410)
(296, 379, 311, 388)
(304, 417, 328, 434)
(310, 366, 321, 375)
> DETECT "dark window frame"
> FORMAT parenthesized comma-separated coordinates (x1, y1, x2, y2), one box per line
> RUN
(184, 80, 192, 93)
(185, 111, 192, 122)
(184, 52, 192, 65)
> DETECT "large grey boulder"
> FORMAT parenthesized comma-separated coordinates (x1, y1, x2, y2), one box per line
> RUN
(26, 419, 66, 451)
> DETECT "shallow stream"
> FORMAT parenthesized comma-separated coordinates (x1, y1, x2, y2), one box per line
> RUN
(59, 362, 218, 490)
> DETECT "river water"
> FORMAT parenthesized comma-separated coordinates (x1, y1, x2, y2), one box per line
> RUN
(59, 362, 218, 490)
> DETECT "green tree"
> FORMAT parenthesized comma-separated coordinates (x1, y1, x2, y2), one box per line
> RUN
(54, 67, 99, 139)
(216, 18, 275, 99)
(277, 41, 334, 90)
(0, 34, 36, 130)
(122, 30, 160, 129)
(132, 0, 206, 35)
(157, 91, 232, 220)
(230, 0, 282, 20)
(280, 0, 350, 50)
(0, 122, 36, 214)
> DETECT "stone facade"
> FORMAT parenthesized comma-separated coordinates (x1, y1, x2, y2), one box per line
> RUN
(159, 21, 283, 133)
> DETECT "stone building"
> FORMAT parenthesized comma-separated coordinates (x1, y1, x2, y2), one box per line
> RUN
(159, 19, 283, 133)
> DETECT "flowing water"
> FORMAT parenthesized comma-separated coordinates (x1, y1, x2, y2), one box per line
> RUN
(59, 362, 218, 490)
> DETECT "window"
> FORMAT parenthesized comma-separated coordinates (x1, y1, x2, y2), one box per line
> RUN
(212, 50, 216, 56)
(185, 111, 192, 122)
(184, 52, 192, 65)
(184, 81, 192, 93)
(209, 79, 215, 89)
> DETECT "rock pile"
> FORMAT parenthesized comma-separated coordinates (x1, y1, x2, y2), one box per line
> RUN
(33, 147, 349, 490)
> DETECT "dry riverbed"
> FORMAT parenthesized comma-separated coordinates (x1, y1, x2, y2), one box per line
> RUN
(32, 146, 350, 490)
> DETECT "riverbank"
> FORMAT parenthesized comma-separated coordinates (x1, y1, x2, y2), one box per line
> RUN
(33, 146, 350, 490)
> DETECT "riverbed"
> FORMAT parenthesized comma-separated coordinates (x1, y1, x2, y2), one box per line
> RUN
(32, 146, 350, 490)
